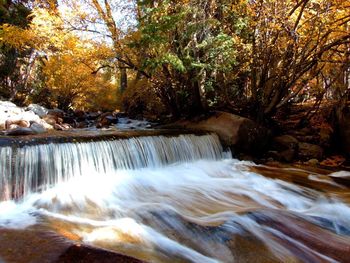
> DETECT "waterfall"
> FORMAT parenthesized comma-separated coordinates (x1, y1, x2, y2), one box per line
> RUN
(0, 133, 229, 200)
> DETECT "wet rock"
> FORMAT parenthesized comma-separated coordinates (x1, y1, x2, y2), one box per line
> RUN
(298, 142, 324, 160)
(4, 121, 47, 136)
(5, 127, 37, 136)
(115, 112, 127, 118)
(96, 112, 117, 128)
(0, 228, 144, 263)
(56, 245, 145, 263)
(26, 104, 48, 117)
(328, 171, 350, 187)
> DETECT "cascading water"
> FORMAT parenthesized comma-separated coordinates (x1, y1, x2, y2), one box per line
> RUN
(0, 134, 227, 200)
(0, 133, 350, 263)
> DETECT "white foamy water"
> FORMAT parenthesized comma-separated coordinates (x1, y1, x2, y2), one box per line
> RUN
(0, 134, 350, 262)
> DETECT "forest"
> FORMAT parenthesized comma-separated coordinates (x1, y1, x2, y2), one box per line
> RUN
(0, 0, 348, 120)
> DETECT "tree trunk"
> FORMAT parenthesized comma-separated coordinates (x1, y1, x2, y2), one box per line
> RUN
(119, 66, 127, 93)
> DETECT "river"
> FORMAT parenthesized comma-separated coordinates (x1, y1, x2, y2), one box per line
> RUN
(0, 133, 349, 262)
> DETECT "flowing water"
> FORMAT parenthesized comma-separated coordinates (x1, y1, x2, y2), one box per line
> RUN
(0, 133, 350, 263)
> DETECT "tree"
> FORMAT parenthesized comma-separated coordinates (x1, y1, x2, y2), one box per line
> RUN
(248, 0, 350, 122)
(58, 0, 147, 94)
(135, 0, 249, 117)
(0, 0, 32, 103)
(1, 6, 119, 110)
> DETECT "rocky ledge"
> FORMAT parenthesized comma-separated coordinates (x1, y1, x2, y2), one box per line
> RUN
(0, 101, 152, 137)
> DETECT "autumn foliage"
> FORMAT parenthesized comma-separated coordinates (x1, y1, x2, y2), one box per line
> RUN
(0, 0, 349, 120)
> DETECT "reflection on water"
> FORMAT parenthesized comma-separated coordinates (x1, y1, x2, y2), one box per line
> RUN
(0, 134, 350, 262)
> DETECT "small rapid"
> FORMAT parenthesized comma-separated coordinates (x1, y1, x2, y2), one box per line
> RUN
(0, 133, 349, 262)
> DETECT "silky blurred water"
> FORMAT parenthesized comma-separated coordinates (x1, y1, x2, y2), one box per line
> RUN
(0, 134, 349, 262)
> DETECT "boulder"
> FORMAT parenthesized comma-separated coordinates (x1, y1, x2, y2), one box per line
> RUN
(173, 112, 270, 154)
(298, 142, 324, 160)
(26, 104, 48, 117)
(0, 101, 44, 130)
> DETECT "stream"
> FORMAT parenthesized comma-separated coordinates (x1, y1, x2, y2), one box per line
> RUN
(0, 133, 349, 262)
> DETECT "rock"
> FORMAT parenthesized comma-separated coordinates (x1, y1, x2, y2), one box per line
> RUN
(8, 124, 20, 130)
(5, 119, 30, 129)
(298, 142, 324, 160)
(0, 101, 44, 130)
(173, 112, 270, 154)
(48, 108, 65, 118)
(273, 135, 299, 150)
(54, 123, 68, 131)
(42, 114, 64, 125)
(42, 115, 57, 126)
(86, 112, 101, 120)
(328, 171, 350, 187)
(279, 149, 296, 162)
(36, 119, 54, 130)
(30, 122, 47, 134)
(74, 110, 86, 120)
(26, 104, 48, 117)
(76, 121, 88, 129)
(96, 112, 117, 128)
(5, 127, 36, 136)
(319, 127, 332, 147)
(271, 135, 299, 162)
